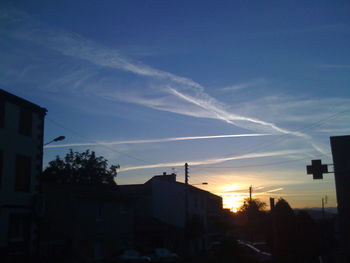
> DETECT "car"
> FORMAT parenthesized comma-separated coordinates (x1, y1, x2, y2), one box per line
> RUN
(118, 249, 151, 262)
(152, 248, 178, 262)
(237, 240, 272, 263)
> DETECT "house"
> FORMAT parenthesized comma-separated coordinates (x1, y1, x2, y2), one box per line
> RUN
(0, 89, 47, 259)
(118, 172, 224, 255)
(37, 172, 222, 261)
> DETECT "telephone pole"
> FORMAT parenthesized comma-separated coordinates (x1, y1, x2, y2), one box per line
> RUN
(184, 163, 189, 256)
(185, 163, 189, 223)
(185, 163, 189, 185)
(249, 185, 252, 202)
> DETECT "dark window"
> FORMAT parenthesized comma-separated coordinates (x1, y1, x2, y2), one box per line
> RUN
(0, 99, 4, 128)
(18, 107, 32, 136)
(0, 150, 2, 189)
(15, 154, 31, 192)
(8, 213, 30, 243)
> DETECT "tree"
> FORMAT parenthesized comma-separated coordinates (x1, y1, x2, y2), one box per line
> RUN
(239, 198, 267, 213)
(238, 198, 267, 242)
(273, 198, 297, 262)
(42, 149, 119, 185)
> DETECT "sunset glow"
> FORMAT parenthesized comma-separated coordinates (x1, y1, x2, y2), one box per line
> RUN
(216, 184, 250, 212)
(3, 1, 347, 212)
(218, 192, 248, 212)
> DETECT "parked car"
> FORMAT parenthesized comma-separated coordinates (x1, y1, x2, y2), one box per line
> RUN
(152, 248, 178, 262)
(237, 240, 272, 263)
(118, 249, 151, 262)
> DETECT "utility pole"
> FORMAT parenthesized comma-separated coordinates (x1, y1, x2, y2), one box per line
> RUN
(184, 163, 190, 256)
(269, 197, 275, 211)
(249, 185, 252, 202)
(185, 163, 189, 185)
(322, 197, 325, 219)
(185, 163, 189, 221)
(322, 195, 328, 219)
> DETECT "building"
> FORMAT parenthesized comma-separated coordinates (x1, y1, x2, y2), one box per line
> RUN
(330, 135, 350, 263)
(0, 89, 47, 258)
(39, 183, 135, 262)
(118, 172, 224, 255)
(307, 135, 350, 262)
(37, 173, 223, 260)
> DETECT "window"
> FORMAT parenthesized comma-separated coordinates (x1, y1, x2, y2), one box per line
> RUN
(18, 107, 32, 136)
(15, 154, 31, 192)
(0, 150, 2, 188)
(8, 213, 30, 243)
(0, 99, 4, 128)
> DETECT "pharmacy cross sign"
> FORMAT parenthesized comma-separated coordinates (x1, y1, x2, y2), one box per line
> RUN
(306, 159, 329, 180)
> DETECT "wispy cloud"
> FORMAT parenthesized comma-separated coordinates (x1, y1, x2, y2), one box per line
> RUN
(167, 87, 305, 137)
(44, 133, 271, 149)
(2, 8, 202, 90)
(265, 187, 284, 193)
(119, 149, 309, 172)
(221, 78, 266, 92)
(2, 6, 345, 158)
(1, 7, 307, 138)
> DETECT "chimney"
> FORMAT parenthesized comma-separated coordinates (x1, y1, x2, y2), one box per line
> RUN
(158, 172, 176, 182)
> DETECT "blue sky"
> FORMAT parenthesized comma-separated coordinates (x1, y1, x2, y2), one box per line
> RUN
(1, 0, 350, 210)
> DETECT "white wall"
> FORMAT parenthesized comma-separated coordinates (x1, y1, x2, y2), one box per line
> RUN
(151, 179, 208, 228)
(151, 180, 187, 227)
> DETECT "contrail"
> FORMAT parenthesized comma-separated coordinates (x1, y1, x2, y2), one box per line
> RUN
(2, 7, 326, 156)
(119, 149, 308, 172)
(265, 187, 284, 193)
(44, 133, 271, 148)
(3, 7, 304, 137)
(168, 87, 305, 137)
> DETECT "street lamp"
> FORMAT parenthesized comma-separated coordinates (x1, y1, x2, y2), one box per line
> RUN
(36, 135, 65, 255)
(44, 136, 65, 146)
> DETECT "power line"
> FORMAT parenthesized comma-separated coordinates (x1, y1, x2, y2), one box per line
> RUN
(192, 107, 349, 174)
(46, 105, 350, 177)
(229, 107, 350, 158)
(46, 117, 152, 165)
(196, 154, 325, 170)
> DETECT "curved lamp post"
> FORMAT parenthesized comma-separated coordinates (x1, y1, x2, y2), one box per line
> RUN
(44, 136, 65, 146)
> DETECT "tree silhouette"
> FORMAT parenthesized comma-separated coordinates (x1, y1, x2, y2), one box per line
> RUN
(238, 198, 267, 242)
(239, 198, 267, 213)
(273, 198, 297, 262)
(42, 149, 119, 185)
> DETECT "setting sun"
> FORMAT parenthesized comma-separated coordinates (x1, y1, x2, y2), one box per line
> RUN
(215, 184, 250, 212)
(218, 192, 248, 212)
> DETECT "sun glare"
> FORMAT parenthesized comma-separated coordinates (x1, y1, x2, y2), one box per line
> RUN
(221, 193, 248, 212)
(216, 184, 249, 212)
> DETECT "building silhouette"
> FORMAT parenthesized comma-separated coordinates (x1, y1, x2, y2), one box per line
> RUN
(0, 89, 46, 259)
(39, 172, 224, 261)
(118, 172, 223, 256)
(330, 135, 350, 262)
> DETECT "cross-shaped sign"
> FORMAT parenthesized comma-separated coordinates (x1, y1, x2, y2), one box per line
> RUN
(306, 159, 328, 179)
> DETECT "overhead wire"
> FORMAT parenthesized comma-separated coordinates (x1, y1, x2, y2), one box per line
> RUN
(191, 107, 349, 175)
(46, 106, 350, 182)
(46, 117, 153, 165)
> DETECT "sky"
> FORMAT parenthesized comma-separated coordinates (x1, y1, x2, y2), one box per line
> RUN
(1, 0, 350, 211)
